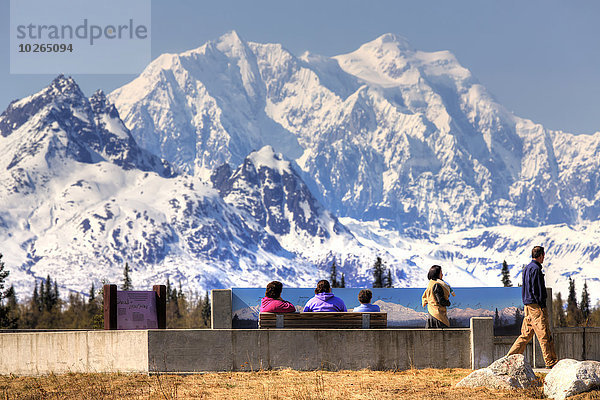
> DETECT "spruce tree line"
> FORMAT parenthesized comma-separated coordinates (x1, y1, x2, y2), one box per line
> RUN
(0, 273, 104, 329)
(164, 278, 211, 328)
(0, 254, 211, 329)
(552, 277, 597, 327)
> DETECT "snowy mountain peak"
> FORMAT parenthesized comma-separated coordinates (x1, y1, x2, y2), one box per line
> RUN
(0, 74, 87, 138)
(370, 33, 414, 51)
(246, 146, 291, 175)
(334, 32, 474, 88)
(89, 90, 120, 120)
(90, 89, 107, 104)
(215, 30, 246, 51)
(48, 74, 86, 98)
(0, 76, 175, 178)
(212, 146, 353, 242)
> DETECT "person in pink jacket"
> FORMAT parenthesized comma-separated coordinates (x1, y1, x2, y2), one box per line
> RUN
(259, 281, 296, 313)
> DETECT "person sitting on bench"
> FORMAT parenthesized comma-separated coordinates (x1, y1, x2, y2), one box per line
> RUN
(260, 281, 296, 313)
(352, 289, 380, 312)
(303, 280, 347, 312)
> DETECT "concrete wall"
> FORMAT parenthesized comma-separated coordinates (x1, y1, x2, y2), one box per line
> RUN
(211, 289, 232, 329)
(2, 319, 598, 375)
(148, 328, 472, 372)
(0, 330, 149, 375)
(554, 327, 600, 361)
(493, 336, 534, 365)
(491, 327, 600, 367)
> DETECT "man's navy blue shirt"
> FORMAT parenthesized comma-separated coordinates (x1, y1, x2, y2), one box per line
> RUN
(521, 260, 547, 308)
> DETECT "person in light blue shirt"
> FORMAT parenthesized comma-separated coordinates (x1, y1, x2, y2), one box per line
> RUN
(353, 289, 380, 312)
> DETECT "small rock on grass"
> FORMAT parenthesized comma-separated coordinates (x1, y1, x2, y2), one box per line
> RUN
(544, 359, 600, 400)
(456, 354, 538, 390)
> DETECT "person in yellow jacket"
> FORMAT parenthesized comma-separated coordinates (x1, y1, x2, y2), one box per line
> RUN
(421, 265, 452, 328)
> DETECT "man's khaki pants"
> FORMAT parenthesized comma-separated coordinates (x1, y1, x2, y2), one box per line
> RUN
(507, 304, 558, 368)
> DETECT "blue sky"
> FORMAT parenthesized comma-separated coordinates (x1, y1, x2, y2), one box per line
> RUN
(2, 0, 600, 134)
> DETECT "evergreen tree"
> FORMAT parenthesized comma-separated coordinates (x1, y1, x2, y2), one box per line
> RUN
(36, 275, 62, 328)
(514, 307, 523, 327)
(62, 292, 87, 328)
(53, 281, 59, 307)
(0, 285, 19, 328)
(121, 262, 133, 291)
(43, 275, 58, 312)
(591, 303, 600, 327)
(372, 257, 385, 288)
(23, 280, 43, 328)
(89, 282, 95, 303)
(5, 285, 17, 310)
(90, 282, 104, 329)
(166, 278, 172, 299)
(384, 269, 393, 288)
(42, 275, 49, 309)
(494, 308, 500, 327)
(580, 281, 591, 325)
(201, 291, 211, 327)
(553, 292, 567, 327)
(166, 281, 190, 328)
(166, 279, 182, 325)
(87, 282, 101, 329)
(340, 273, 345, 288)
(4, 285, 19, 328)
(0, 253, 8, 302)
(566, 277, 581, 326)
(33, 281, 41, 312)
(330, 261, 339, 288)
(501, 260, 512, 287)
(0, 253, 13, 327)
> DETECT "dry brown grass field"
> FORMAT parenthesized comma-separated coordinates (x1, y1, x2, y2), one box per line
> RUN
(1, 368, 599, 400)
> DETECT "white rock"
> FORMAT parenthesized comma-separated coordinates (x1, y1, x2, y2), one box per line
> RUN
(544, 359, 600, 400)
(456, 354, 538, 390)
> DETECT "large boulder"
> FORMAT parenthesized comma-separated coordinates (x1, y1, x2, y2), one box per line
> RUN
(456, 354, 538, 390)
(544, 359, 600, 400)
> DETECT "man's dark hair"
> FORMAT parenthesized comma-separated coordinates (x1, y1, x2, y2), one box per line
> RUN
(265, 281, 283, 299)
(427, 265, 442, 281)
(532, 246, 545, 259)
(358, 289, 372, 304)
(315, 280, 331, 294)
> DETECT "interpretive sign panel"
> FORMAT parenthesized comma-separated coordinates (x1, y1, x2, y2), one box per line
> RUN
(232, 287, 524, 335)
(116, 290, 158, 329)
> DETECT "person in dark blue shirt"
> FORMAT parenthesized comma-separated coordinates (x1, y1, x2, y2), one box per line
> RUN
(507, 246, 558, 368)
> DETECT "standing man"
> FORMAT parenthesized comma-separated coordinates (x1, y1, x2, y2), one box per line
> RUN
(507, 246, 558, 368)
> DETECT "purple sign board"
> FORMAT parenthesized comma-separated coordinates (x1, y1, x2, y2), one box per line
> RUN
(116, 290, 158, 329)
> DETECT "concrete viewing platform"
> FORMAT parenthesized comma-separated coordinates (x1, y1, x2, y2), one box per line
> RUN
(0, 289, 597, 376)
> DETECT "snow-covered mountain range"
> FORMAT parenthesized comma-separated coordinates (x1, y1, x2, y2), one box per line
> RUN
(0, 75, 369, 295)
(110, 31, 600, 232)
(1, 32, 599, 301)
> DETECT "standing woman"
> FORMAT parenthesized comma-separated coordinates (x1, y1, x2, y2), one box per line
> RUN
(421, 265, 451, 328)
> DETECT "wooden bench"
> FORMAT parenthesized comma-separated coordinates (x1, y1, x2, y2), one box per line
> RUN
(259, 312, 387, 329)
